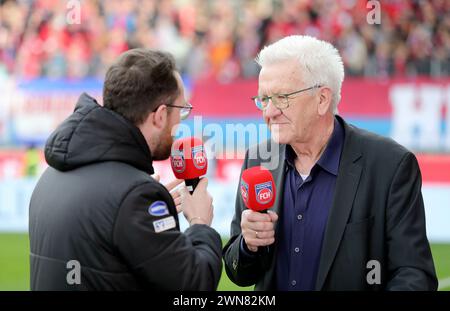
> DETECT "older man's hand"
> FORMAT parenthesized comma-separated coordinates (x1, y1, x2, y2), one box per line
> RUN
(241, 209, 278, 252)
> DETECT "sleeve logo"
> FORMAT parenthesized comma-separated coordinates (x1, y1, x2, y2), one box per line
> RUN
(148, 201, 169, 217)
(153, 216, 176, 233)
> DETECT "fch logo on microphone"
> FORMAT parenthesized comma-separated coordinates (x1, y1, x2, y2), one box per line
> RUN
(192, 145, 207, 169)
(240, 180, 249, 204)
(171, 150, 185, 173)
(255, 181, 273, 204)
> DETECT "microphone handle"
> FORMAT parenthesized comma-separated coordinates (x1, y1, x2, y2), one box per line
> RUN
(185, 178, 200, 194)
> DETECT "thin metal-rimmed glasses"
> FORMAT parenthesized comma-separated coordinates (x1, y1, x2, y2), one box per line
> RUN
(166, 102, 193, 120)
(252, 85, 322, 111)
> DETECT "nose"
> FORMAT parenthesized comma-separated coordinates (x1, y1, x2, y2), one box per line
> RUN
(263, 100, 282, 119)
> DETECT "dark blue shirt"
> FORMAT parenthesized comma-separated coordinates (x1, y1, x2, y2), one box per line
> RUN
(275, 118, 344, 291)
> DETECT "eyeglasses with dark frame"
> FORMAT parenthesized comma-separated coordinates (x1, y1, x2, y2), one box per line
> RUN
(157, 102, 193, 120)
(252, 85, 322, 111)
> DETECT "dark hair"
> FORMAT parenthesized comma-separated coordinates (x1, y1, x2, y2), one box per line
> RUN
(103, 48, 179, 125)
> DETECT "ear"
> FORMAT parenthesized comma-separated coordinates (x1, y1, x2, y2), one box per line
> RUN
(317, 87, 333, 116)
(150, 104, 169, 130)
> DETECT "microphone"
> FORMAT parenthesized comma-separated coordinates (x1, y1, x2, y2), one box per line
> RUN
(240, 166, 276, 258)
(170, 137, 207, 194)
(240, 166, 276, 212)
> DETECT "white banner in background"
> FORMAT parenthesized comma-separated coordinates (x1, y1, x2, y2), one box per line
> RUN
(390, 84, 450, 151)
(0, 178, 240, 236)
(1, 178, 449, 242)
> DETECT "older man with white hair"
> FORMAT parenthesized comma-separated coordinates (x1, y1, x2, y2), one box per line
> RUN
(223, 35, 437, 291)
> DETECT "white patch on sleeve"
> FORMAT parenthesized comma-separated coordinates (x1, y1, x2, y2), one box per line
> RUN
(152, 216, 176, 233)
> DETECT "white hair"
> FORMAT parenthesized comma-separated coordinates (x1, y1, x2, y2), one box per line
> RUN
(256, 35, 345, 114)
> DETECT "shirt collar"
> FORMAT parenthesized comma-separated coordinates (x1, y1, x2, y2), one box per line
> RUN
(285, 117, 344, 176)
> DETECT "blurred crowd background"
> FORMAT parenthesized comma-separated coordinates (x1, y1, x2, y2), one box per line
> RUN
(0, 0, 450, 291)
(1, 0, 449, 82)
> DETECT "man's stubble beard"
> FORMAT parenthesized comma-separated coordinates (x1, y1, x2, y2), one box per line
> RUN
(152, 123, 174, 161)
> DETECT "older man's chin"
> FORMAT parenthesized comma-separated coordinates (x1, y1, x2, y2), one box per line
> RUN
(269, 124, 287, 145)
(269, 131, 287, 145)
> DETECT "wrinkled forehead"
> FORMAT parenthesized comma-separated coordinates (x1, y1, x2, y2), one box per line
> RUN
(258, 60, 303, 94)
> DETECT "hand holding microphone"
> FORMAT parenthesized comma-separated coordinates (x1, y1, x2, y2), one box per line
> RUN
(240, 166, 278, 253)
(178, 178, 213, 226)
(151, 174, 184, 213)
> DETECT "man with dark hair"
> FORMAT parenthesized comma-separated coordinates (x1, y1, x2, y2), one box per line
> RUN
(103, 49, 180, 126)
(29, 48, 222, 290)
